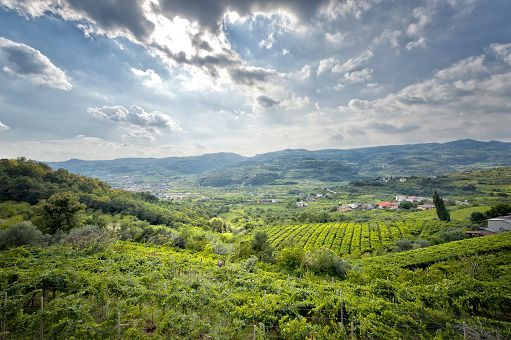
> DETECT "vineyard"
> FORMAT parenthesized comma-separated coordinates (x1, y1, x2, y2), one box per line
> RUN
(266, 220, 440, 256)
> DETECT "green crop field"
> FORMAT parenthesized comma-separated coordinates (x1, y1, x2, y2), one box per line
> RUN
(265, 220, 432, 256)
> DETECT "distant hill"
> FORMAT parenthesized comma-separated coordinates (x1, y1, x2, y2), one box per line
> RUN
(47, 152, 246, 184)
(46, 139, 511, 186)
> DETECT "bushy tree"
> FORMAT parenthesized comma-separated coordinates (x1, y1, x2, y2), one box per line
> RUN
(302, 248, 349, 278)
(277, 247, 304, 271)
(34, 192, 85, 234)
(433, 190, 450, 222)
(470, 211, 487, 225)
(0, 222, 45, 249)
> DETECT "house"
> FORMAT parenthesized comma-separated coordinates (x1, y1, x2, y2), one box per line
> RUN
(348, 203, 362, 209)
(406, 196, 418, 202)
(487, 215, 511, 233)
(417, 204, 435, 210)
(378, 201, 394, 209)
(395, 195, 407, 202)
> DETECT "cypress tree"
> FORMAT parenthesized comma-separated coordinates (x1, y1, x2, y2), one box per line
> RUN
(432, 190, 450, 222)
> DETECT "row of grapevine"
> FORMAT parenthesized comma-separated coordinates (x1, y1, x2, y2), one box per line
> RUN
(266, 220, 426, 256)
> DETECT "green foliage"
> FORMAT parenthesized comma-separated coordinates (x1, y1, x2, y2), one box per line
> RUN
(34, 192, 85, 234)
(470, 211, 487, 225)
(302, 247, 349, 278)
(63, 225, 115, 250)
(277, 247, 304, 271)
(251, 231, 274, 262)
(208, 217, 228, 233)
(0, 221, 45, 249)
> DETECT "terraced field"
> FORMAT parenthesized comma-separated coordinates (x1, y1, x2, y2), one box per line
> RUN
(266, 220, 427, 256)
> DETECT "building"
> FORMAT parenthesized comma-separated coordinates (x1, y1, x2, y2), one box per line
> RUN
(378, 201, 394, 209)
(417, 204, 435, 210)
(395, 195, 407, 202)
(487, 215, 511, 232)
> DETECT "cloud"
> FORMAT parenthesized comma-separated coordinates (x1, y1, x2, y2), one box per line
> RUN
(154, 0, 329, 33)
(122, 131, 156, 142)
(256, 95, 280, 108)
(405, 37, 426, 51)
(318, 50, 373, 75)
(228, 65, 278, 85)
(0, 121, 9, 131)
(343, 68, 373, 83)
(320, 0, 381, 20)
(435, 55, 486, 80)
(280, 94, 310, 110)
(130, 67, 162, 87)
(87, 105, 181, 131)
(374, 29, 401, 49)
(337, 45, 511, 139)
(333, 50, 373, 73)
(491, 43, 511, 66)
(0, 37, 72, 90)
(369, 122, 420, 133)
(0, 0, 154, 41)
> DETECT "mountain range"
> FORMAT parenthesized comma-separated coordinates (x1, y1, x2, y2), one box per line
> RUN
(46, 139, 511, 187)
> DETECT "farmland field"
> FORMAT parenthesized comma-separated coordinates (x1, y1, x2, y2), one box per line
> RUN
(265, 220, 429, 256)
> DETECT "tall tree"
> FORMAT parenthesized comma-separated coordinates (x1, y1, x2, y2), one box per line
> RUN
(433, 190, 450, 222)
(34, 192, 85, 234)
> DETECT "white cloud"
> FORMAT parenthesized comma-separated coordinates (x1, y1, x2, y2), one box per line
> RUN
(325, 31, 347, 46)
(374, 29, 401, 49)
(280, 94, 310, 110)
(343, 68, 373, 83)
(333, 50, 373, 73)
(0, 121, 9, 131)
(405, 37, 426, 51)
(87, 105, 182, 131)
(491, 43, 511, 66)
(0, 37, 72, 90)
(130, 67, 162, 87)
(435, 55, 487, 80)
(319, 50, 373, 75)
(336, 46, 511, 140)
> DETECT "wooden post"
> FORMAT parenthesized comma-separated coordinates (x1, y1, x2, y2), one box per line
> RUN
(40, 296, 44, 340)
(253, 324, 256, 340)
(463, 322, 467, 339)
(421, 300, 425, 320)
(339, 289, 344, 324)
(117, 309, 121, 340)
(2, 292, 6, 340)
(350, 321, 354, 340)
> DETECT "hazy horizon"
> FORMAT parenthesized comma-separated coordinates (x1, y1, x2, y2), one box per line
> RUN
(1, 0, 511, 160)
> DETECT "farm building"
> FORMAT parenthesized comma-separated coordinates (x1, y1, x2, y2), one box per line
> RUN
(487, 215, 511, 232)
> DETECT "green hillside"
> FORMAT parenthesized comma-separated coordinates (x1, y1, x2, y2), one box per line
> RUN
(1, 158, 510, 338)
(46, 139, 511, 187)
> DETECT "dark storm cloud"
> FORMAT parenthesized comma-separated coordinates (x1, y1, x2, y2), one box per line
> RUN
(153, 0, 329, 33)
(65, 0, 155, 40)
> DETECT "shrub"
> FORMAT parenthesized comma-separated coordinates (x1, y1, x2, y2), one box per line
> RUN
(0, 222, 45, 249)
(302, 248, 349, 278)
(277, 247, 304, 271)
(63, 225, 115, 249)
(395, 239, 413, 252)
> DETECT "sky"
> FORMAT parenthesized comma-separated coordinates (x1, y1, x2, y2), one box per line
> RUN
(0, 0, 510, 161)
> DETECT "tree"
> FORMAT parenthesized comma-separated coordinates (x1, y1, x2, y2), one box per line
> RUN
(433, 190, 450, 222)
(470, 212, 487, 225)
(35, 192, 85, 234)
(251, 231, 274, 262)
